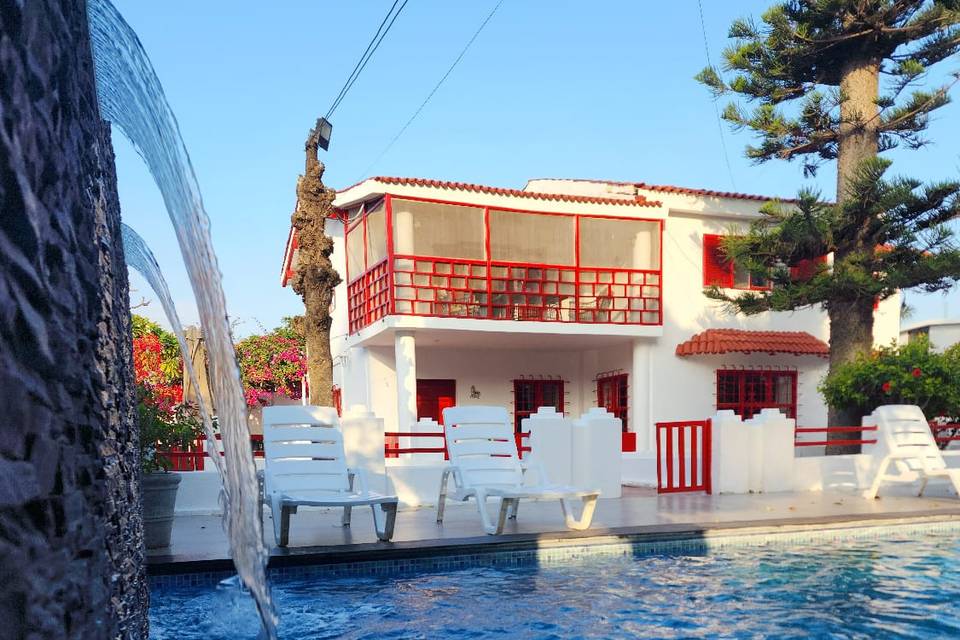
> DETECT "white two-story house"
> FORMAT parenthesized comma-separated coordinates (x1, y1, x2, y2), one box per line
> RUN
(280, 176, 900, 479)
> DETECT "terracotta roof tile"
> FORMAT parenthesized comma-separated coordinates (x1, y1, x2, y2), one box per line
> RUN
(339, 176, 662, 208)
(528, 178, 798, 203)
(675, 329, 829, 358)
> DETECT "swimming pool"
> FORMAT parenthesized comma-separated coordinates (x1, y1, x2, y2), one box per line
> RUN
(150, 524, 960, 639)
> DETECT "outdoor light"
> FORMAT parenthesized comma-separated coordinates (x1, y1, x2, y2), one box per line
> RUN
(316, 117, 333, 151)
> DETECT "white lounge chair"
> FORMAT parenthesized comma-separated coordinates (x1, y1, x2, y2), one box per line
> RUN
(862, 404, 960, 499)
(437, 406, 599, 535)
(261, 405, 398, 546)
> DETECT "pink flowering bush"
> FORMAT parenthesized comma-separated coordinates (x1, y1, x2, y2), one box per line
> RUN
(235, 320, 307, 407)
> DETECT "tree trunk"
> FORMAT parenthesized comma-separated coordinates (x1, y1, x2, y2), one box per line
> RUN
(290, 121, 341, 407)
(826, 297, 876, 453)
(825, 56, 881, 443)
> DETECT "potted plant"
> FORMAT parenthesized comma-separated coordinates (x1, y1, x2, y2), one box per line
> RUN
(138, 385, 202, 549)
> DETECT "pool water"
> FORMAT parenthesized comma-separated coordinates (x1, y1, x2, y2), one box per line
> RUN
(150, 528, 960, 639)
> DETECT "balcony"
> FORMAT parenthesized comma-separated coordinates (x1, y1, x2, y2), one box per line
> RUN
(346, 195, 663, 334)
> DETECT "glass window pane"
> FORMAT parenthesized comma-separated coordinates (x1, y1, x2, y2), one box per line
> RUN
(489, 210, 575, 265)
(579, 218, 660, 270)
(365, 200, 387, 267)
(346, 220, 364, 279)
(392, 198, 485, 259)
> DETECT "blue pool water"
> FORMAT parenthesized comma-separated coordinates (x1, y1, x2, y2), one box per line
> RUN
(150, 528, 960, 639)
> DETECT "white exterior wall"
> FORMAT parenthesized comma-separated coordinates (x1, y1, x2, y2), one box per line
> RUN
(900, 320, 960, 351)
(321, 179, 901, 447)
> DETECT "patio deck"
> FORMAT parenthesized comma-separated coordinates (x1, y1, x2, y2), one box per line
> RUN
(149, 486, 960, 573)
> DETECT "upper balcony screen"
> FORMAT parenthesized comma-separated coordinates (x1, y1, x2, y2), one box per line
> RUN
(579, 218, 660, 271)
(489, 209, 575, 266)
(392, 198, 485, 260)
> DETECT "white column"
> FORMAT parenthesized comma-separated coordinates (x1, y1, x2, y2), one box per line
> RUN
(394, 331, 417, 432)
(631, 338, 653, 451)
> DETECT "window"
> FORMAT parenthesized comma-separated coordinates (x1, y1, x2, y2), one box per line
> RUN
(716, 370, 797, 420)
(513, 379, 564, 432)
(392, 198, 485, 259)
(490, 209, 575, 265)
(703, 234, 769, 290)
(579, 218, 660, 270)
(597, 373, 628, 431)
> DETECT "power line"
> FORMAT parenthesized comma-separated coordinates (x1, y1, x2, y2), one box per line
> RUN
(325, 0, 409, 120)
(697, 0, 737, 191)
(359, 0, 505, 178)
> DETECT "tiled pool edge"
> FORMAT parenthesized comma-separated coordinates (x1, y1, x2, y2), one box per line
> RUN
(149, 513, 960, 589)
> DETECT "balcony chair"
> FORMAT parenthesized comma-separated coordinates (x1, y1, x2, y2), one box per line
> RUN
(863, 404, 960, 500)
(437, 405, 600, 535)
(260, 405, 398, 546)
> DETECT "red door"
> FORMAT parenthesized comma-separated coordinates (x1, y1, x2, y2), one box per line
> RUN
(416, 379, 456, 424)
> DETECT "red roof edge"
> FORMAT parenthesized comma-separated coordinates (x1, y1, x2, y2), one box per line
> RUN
(675, 329, 829, 358)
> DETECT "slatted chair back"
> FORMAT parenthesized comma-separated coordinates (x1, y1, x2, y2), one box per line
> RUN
(262, 405, 350, 496)
(442, 406, 523, 488)
(873, 405, 945, 472)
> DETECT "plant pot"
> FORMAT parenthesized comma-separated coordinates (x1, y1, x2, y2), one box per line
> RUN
(142, 472, 182, 549)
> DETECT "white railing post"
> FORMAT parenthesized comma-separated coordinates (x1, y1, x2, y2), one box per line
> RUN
(573, 407, 622, 498)
(711, 410, 748, 494)
(341, 405, 388, 494)
(525, 406, 573, 486)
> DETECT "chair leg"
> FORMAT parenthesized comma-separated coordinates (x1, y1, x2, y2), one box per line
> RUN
(495, 498, 516, 534)
(508, 498, 519, 520)
(373, 501, 398, 542)
(474, 492, 502, 535)
(918, 475, 930, 497)
(863, 457, 892, 500)
(560, 494, 598, 531)
(437, 468, 452, 524)
(341, 505, 352, 527)
(278, 506, 293, 547)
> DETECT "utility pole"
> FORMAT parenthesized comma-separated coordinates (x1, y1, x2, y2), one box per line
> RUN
(290, 119, 340, 406)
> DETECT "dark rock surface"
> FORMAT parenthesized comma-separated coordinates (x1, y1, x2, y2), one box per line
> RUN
(0, 1, 147, 637)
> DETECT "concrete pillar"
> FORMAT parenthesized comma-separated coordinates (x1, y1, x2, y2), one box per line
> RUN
(573, 408, 622, 498)
(341, 405, 388, 494)
(631, 338, 653, 451)
(526, 407, 573, 486)
(394, 331, 417, 432)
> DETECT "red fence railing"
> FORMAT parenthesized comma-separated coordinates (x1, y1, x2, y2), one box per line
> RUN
(794, 426, 878, 448)
(158, 434, 264, 471)
(930, 422, 960, 448)
(383, 430, 532, 459)
(655, 419, 712, 494)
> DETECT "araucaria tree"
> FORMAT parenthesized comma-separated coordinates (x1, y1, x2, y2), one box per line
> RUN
(698, 1, 960, 431)
(290, 120, 342, 405)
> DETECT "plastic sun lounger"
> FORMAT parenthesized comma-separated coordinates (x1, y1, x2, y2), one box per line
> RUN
(261, 405, 398, 547)
(436, 405, 599, 535)
(862, 404, 960, 500)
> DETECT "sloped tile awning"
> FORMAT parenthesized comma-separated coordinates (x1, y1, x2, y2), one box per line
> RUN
(675, 329, 829, 358)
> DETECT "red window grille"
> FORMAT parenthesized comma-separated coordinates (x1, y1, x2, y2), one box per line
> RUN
(716, 369, 797, 420)
(347, 259, 390, 333)
(513, 379, 564, 432)
(703, 234, 770, 291)
(597, 372, 629, 431)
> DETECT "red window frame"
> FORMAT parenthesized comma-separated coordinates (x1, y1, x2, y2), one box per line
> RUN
(716, 369, 797, 420)
(513, 379, 564, 433)
(345, 194, 665, 332)
(703, 234, 770, 291)
(597, 373, 628, 432)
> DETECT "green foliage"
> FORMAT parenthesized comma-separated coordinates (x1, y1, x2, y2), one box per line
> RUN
(137, 385, 202, 474)
(697, 1, 960, 176)
(235, 322, 307, 406)
(707, 157, 960, 315)
(132, 314, 182, 384)
(820, 335, 960, 419)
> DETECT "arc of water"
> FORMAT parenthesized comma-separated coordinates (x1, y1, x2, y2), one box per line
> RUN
(121, 224, 225, 479)
(88, 1, 276, 636)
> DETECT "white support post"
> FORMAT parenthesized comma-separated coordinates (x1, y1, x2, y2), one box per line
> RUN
(525, 407, 573, 486)
(341, 405, 388, 494)
(394, 331, 417, 434)
(631, 338, 653, 452)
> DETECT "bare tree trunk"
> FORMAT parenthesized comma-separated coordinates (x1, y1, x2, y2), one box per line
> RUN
(825, 56, 881, 444)
(290, 121, 341, 406)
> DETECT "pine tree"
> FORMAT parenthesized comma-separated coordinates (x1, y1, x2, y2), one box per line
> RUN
(697, 1, 960, 437)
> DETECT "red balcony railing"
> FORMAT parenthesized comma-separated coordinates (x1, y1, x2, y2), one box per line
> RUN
(349, 255, 662, 333)
(383, 430, 532, 459)
(794, 425, 878, 448)
(158, 434, 264, 471)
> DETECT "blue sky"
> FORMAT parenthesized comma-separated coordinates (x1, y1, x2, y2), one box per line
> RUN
(113, 0, 960, 337)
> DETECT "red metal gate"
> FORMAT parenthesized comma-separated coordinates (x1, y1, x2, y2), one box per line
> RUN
(655, 419, 712, 494)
